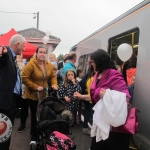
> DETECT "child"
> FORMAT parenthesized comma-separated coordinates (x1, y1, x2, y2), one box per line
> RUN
(58, 69, 82, 125)
(76, 68, 85, 82)
(15, 54, 25, 118)
(53, 65, 63, 86)
(49, 53, 57, 67)
(76, 68, 85, 124)
(16, 54, 25, 75)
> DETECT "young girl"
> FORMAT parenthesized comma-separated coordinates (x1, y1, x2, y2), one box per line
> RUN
(76, 68, 85, 124)
(16, 54, 25, 75)
(58, 69, 82, 125)
(76, 68, 85, 82)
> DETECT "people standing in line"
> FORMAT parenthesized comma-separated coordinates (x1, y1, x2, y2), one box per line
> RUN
(0, 34, 26, 150)
(122, 49, 138, 84)
(58, 69, 82, 126)
(75, 49, 131, 150)
(16, 54, 25, 75)
(62, 51, 77, 79)
(76, 68, 85, 124)
(58, 54, 69, 70)
(18, 84, 29, 133)
(76, 68, 85, 82)
(126, 57, 137, 86)
(15, 54, 25, 118)
(74, 60, 95, 135)
(21, 46, 58, 145)
(18, 53, 35, 133)
(90, 49, 130, 150)
(57, 55, 69, 86)
(128, 74, 136, 104)
(49, 53, 57, 67)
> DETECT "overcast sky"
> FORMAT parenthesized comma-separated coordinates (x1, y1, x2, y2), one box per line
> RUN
(0, 0, 143, 56)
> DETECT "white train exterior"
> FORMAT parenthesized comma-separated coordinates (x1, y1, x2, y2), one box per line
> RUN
(71, 1, 150, 149)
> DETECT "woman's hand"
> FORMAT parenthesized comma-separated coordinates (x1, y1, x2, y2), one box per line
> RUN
(37, 86, 44, 91)
(65, 96, 71, 102)
(52, 86, 58, 90)
(74, 92, 82, 100)
(99, 88, 106, 99)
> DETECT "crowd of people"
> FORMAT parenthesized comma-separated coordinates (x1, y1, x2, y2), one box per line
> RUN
(0, 33, 137, 150)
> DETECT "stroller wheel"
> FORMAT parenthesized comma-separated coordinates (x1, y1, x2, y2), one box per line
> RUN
(30, 143, 37, 150)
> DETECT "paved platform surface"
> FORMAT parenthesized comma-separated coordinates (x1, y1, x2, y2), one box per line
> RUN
(10, 115, 92, 150)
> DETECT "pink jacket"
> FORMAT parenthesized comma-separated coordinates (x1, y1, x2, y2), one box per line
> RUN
(90, 69, 130, 104)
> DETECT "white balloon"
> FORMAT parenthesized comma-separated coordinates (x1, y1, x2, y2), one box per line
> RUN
(42, 36, 49, 45)
(117, 43, 133, 61)
(45, 30, 51, 37)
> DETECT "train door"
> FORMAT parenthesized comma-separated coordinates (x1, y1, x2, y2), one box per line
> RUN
(108, 28, 139, 85)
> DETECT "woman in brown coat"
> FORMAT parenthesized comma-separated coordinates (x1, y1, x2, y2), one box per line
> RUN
(21, 46, 58, 145)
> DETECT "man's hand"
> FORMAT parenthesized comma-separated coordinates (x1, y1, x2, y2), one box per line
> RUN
(37, 86, 44, 91)
(0, 46, 7, 57)
(99, 88, 106, 99)
(65, 96, 71, 102)
(52, 86, 58, 90)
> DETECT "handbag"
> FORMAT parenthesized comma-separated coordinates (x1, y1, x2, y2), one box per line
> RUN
(46, 131, 76, 150)
(112, 107, 139, 134)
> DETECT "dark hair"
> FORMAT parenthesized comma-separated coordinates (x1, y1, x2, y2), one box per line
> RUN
(88, 60, 95, 78)
(77, 68, 84, 77)
(68, 52, 76, 60)
(64, 55, 69, 63)
(128, 57, 137, 69)
(64, 69, 77, 87)
(134, 49, 138, 56)
(90, 49, 116, 73)
(36, 46, 47, 53)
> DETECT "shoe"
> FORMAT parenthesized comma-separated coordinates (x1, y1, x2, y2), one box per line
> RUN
(18, 124, 26, 133)
(30, 141, 36, 145)
(30, 141, 36, 150)
(73, 121, 80, 126)
(82, 128, 91, 135)
(79, 120, 83, 124)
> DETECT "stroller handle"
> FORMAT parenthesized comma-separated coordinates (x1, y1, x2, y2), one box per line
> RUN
(36, 88, 49, 101)
(36, 88, 60, 101)
(47, 88, 60, 99)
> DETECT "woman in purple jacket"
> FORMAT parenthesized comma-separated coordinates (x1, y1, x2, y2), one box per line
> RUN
(90, 49, 130, 150)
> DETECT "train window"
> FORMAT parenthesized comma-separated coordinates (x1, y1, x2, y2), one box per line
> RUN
(78, 53, 92, 73)
(108, 28, 139, 66)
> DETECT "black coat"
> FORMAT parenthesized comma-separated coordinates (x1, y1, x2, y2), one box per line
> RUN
(0, 47, 17, 110)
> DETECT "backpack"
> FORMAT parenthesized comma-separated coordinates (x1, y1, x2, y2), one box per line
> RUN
(46, 131, 76, 150)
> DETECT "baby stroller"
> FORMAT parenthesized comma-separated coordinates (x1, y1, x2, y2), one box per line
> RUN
(30, 89, 76, 150)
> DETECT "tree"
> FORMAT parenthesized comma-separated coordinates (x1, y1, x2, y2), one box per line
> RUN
(57, 54, 64, 61)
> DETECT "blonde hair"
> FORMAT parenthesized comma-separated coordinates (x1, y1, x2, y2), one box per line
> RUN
(49, 53, 56, 58)
(64, 69, 77, 87)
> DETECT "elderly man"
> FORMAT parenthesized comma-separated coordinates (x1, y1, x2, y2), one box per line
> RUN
(0, 34, 26, 150)
(62, 52, 77, 78)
